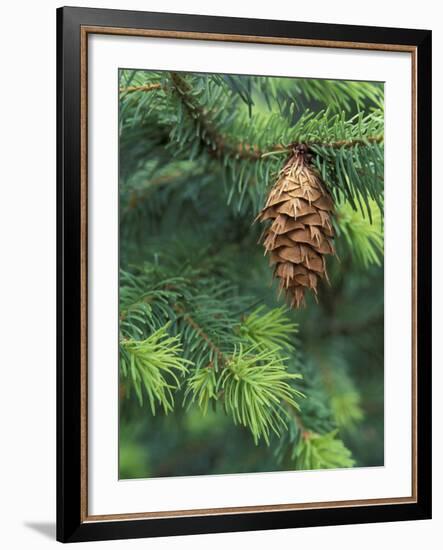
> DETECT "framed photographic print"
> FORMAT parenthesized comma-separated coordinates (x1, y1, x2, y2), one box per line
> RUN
(57, 6, 432, 543)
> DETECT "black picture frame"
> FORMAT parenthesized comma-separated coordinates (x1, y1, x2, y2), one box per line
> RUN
(57, 6, 432, 543)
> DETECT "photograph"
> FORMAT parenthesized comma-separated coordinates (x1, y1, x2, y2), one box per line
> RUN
(118, 69, 385, 480)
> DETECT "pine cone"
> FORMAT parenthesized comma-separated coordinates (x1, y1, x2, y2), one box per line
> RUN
(257, 144, 335, 308)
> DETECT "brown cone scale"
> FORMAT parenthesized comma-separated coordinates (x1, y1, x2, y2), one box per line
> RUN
(257, 144, 335, 308)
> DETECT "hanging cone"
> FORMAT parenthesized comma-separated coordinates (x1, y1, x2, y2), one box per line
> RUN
(257, 144, 336, 308)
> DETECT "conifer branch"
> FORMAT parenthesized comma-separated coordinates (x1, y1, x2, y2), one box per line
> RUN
(120, 73, 384, 170)
(263, 135, 384, 156)
(313, 136, 384, 148)
(169, 72, 384, 160)
(119, 82, 162, 94)
(174, 304, 226, 367)
(169, 72, 262, 160)
(293, 430, 355, 469)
